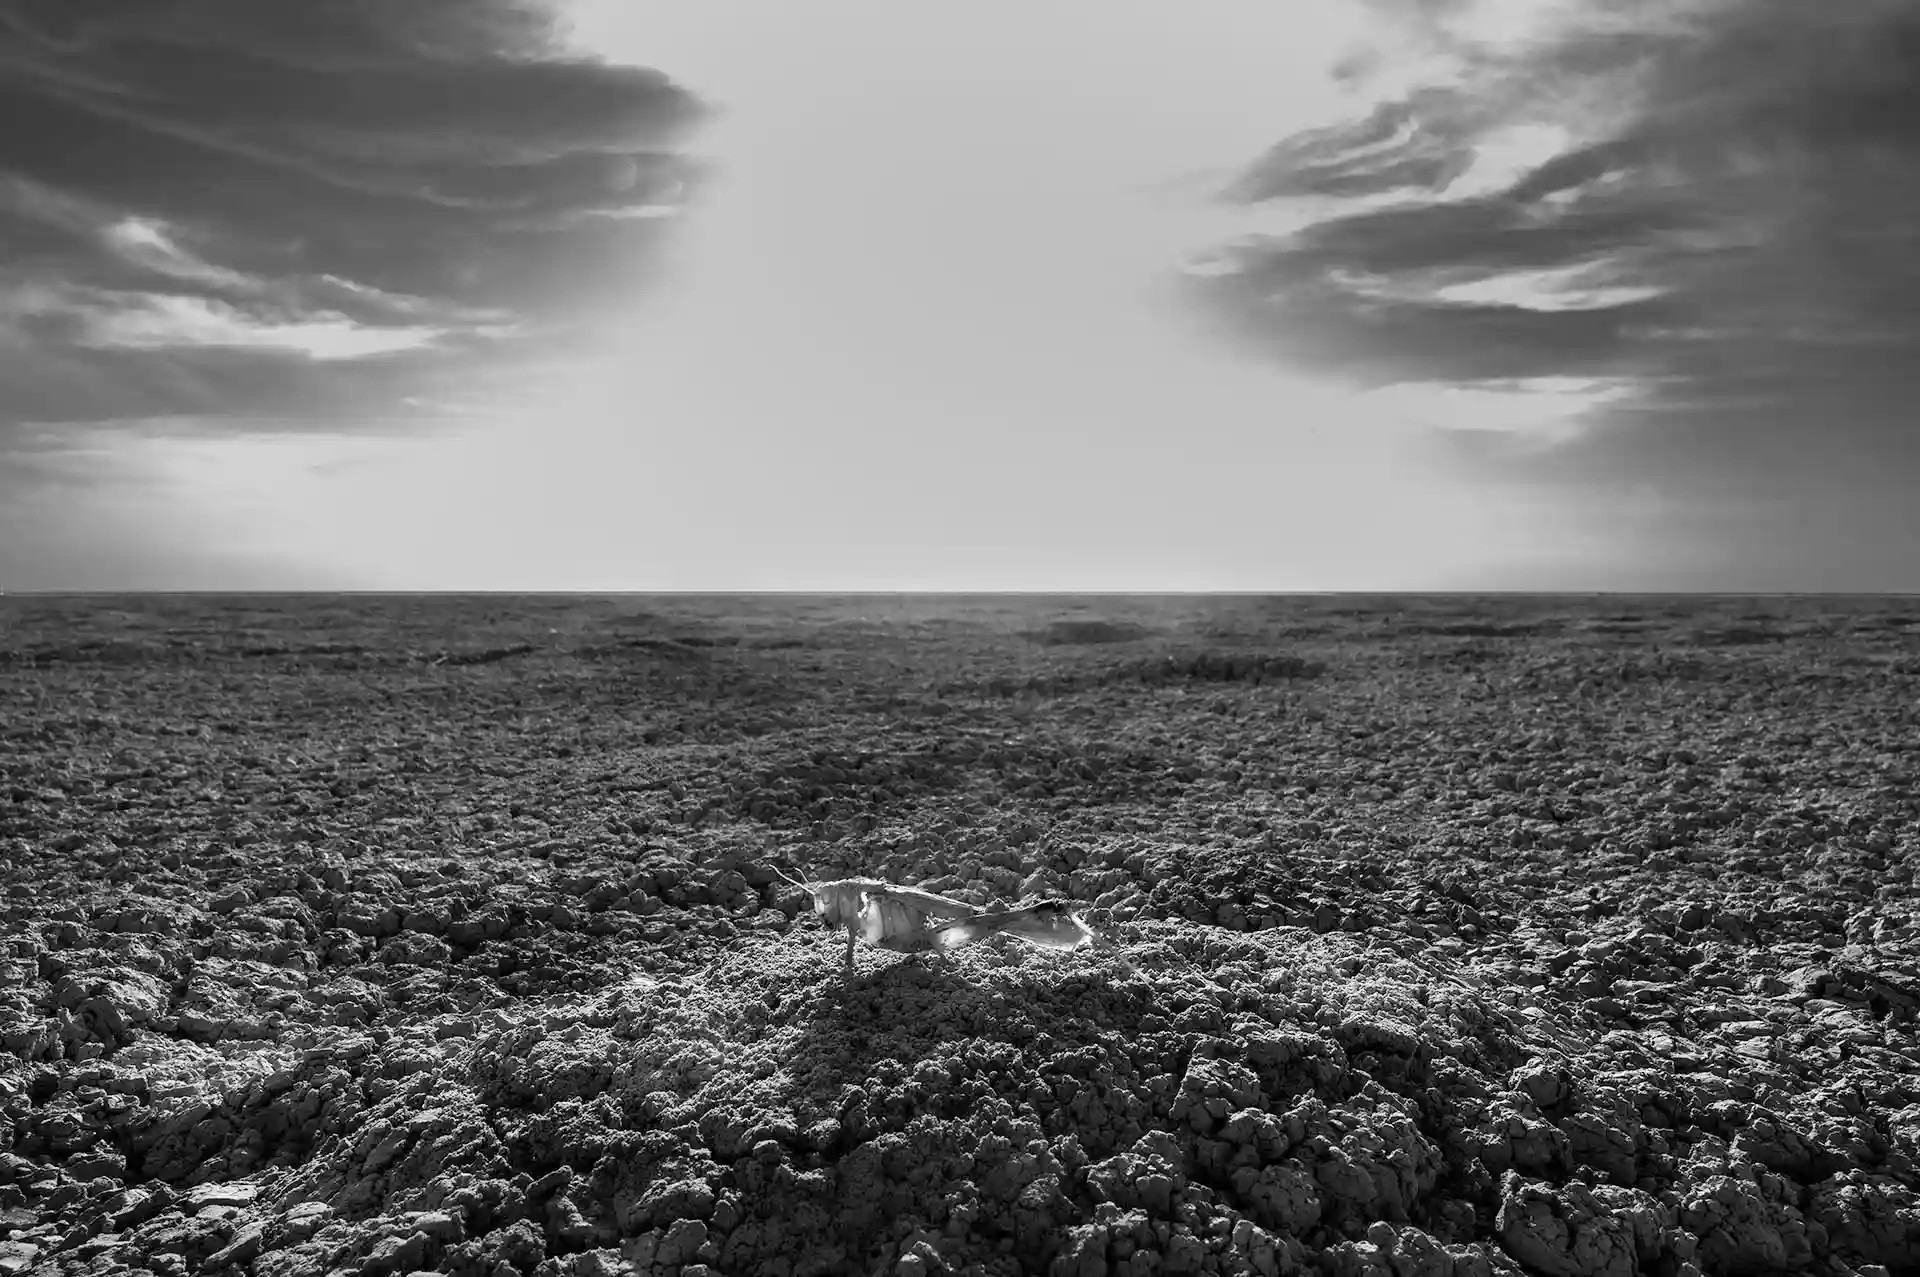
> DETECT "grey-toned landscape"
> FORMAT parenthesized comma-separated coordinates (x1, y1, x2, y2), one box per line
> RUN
(2, 593, 1916, 1277)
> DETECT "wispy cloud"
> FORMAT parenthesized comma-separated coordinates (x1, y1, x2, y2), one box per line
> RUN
(1179, 0, 1920, 584)
(0, 0, 701, 440)
(1193, 0, 1920, 457)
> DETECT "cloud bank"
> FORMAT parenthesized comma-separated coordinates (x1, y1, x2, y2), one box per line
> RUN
(0, 0, 701, 440)
(1190, 0, 1920, 581)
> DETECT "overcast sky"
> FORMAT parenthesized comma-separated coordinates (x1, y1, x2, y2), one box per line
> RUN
(3, 0, 1916, 590)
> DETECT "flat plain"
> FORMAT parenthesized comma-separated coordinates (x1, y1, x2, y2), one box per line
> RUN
(2, 593, 1917, 1277)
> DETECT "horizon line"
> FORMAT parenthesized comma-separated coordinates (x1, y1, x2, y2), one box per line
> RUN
(5, 589, 1918, 601)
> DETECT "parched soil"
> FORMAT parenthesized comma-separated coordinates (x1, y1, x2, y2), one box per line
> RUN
(2, 593, 1917, 1277)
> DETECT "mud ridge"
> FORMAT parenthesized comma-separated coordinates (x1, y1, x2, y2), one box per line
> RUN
(1, 594, 1916, 1277)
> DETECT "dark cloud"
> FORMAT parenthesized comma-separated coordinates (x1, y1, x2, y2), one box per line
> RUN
(0, 0, 701, 440)
(1193, 0, 1920, 534)
(0, 328, 496, 429)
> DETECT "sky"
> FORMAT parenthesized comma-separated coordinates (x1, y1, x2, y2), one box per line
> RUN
(2, 0, 1917, 590)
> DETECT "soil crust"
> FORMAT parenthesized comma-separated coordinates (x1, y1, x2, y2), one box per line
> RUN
(2, 594, 1917, 1277)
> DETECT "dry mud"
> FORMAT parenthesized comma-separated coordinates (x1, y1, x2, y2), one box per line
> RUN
(2, 594, 1917, 1277)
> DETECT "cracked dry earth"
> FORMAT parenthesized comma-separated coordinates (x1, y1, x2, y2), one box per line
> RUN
(2, 595, 1918, 1277)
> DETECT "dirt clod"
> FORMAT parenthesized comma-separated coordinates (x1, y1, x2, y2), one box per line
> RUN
(3, 595, 1917, 1277)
